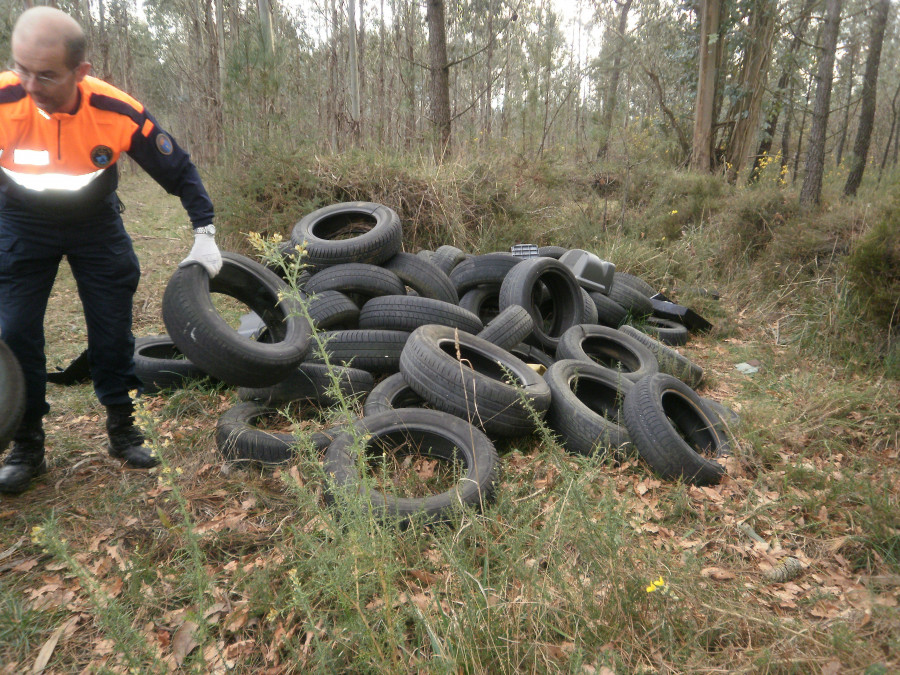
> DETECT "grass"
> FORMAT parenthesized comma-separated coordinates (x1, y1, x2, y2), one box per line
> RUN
(0, 156, 898, 673)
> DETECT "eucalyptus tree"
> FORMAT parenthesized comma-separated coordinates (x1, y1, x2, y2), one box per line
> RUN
(800, 0, 843, 209)
(843, 0, 892, 196)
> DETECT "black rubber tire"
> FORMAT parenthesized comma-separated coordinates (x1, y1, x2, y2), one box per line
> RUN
(216, 401, 338, 464)
(477, 305, 534, 351)
(238, 362, 375, 406)
(701, 397, 741, 430)
(613, 271, 656, 297)
(0, 338, 25, 453)
(307, 329, 410, 373)
(555, 325, 659, 383)
(458, 286, 501, 323)
(305, 263, 407, 301)
(382, 252, 458, 304)
(509, 343, 556, 370)
(637, 317, 689, 346)
(363, 372, 428, 416)
(607, 281, 654, 319)
(589, 292, 628, 328)
(544, 359, 633, 456)
(623, 373, 728, 485)
(307, 290, 361, 330)
(290, 201, 402, 268)
(359, 296, 483, 334)
(322, 408, 499, 523)
(416, 249, 434, 263)
(162, 252, 311, 388)
(537, 245, 567, 259)
(399, 325, 551, 437)
(499, 257, 585, 352)
(449, 253, 521, 296)
(431, 245, 467, 275)
(134, 335, 211, 394)
(581, 288, 599, 325)
(618, 325, 703, 387)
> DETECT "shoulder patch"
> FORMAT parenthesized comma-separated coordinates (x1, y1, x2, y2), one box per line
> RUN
(90, 145, 114, 168)
(155, 133, 174, 156)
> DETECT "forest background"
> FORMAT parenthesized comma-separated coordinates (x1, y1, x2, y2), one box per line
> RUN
(0, 0, 898, 672)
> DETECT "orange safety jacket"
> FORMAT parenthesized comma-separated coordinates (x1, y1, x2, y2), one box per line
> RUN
(0, 73, 213, 226)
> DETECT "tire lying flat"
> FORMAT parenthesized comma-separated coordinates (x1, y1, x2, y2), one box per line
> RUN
(290, 201, 402, 268)
(618, 325, 703, 387)
(238, 362, 374, 406)
(134, 335, 211, 394)
(399, 325, 551, 437)
(359, 295, 483, 334)
(216, 401, 339, 464)
(556, 324, 659, 383)
(323, 408, 499, 524)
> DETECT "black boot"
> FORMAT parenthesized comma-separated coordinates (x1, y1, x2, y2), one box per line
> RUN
(0, 422, 47, 494)
(106, 403, 159, 468)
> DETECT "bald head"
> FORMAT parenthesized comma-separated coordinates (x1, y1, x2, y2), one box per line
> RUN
(13, 7, 86, 69)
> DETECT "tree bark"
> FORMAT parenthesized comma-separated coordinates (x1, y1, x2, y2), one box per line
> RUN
(749, 0, 814, 183)
(879, 79, 900, 177)
(597, 0, 633, 160)
(426, 0, 451, 160)
(723, 0, 777, 182)
(690, 0, 722, 172)
(834, 40, 859, 167)
(843, 0, 891, 197)
(348, 0, 361, 140)
(799, 0, 843, 210)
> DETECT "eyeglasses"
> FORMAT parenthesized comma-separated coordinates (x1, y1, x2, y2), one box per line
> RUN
(10, 65, 74, 86)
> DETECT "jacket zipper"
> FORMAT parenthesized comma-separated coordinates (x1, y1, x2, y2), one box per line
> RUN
(57, 120, 61, 160)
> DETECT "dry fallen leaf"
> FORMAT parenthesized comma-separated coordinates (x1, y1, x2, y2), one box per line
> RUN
(170, 620, 199, 666)
(701, 567, 736, 581)
(31, 616, 77, 673)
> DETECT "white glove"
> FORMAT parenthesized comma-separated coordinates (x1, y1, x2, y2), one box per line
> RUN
(180, 225, 222, 277)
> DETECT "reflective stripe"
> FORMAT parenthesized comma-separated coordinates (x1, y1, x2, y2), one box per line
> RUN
(1, 166, 105, 191)
(13, 149, 50, 166)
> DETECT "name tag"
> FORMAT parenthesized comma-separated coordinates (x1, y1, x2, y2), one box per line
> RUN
(13, 149, 50, 166)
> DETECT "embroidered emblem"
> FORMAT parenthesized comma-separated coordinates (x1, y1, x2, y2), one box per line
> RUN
(156, 133, 173, 155)
(90, 145, 114, 168)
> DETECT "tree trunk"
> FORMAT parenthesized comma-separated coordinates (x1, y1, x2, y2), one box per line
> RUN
(483, 3, 494, 142)
(597, 0, 633, 160)
(425, 0, 451, 160)
(879, 79, 900, 178)
(799, 0, 842, 210)
(749, 0, 814, 183)
(348, 0, 361, 140)
(834, 40, 859, 167)
(723, 0, 777, 182)
(843, 0, 891, 197)
(257, 0, 275, 60)
(690, 0, 722, 172)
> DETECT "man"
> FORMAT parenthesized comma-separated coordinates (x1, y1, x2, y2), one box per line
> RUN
(0, 7, 222, 494)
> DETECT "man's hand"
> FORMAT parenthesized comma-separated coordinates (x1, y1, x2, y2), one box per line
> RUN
(179, 225, 222, 277)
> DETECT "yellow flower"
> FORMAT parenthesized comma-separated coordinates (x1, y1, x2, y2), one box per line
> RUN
(30, 525, 45, 544)
(670, 210, 678, 215)
(646, 576, 666, 593)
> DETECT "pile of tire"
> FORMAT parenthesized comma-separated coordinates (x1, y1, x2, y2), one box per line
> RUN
(153, 201, 737, 522)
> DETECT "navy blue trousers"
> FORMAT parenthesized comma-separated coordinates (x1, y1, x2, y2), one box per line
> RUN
(0, 211, 142, 425)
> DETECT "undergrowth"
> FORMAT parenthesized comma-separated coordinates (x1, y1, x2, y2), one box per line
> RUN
(0, 153, 897, 673)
